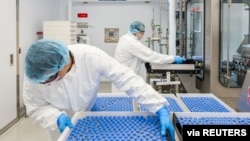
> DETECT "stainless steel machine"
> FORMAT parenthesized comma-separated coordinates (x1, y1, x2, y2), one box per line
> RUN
(195, 0, 250, 108)
(145, 59, 202, 94)
(146, 0, 250, 109)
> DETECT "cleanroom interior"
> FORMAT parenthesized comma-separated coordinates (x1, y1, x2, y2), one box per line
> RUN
(1, 0, 250, 141)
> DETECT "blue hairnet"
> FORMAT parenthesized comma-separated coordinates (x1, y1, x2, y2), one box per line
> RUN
(25, 39, 69, 83)
(129, 21, 145, 34)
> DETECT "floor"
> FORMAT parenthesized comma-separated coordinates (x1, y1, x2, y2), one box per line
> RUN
(0, 81, 239, 141)
(0, 118, 48, 141)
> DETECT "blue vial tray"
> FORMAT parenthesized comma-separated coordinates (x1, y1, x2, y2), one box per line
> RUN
(58, 112, 174, 141)
(176, 93, 235, 112)
(140, 94, 188, 112)
(173, 112, 250, 140)
(90, 93, 136, 112)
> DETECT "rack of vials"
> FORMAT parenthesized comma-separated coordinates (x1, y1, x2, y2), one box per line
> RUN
(90, 93, 136, 112)
(139, 94, 188, 112)
(57, 93, 239, 141)
(57, 93, 186, 141)
(58, 112, 176, 141)
(90, 93, 188, 112)
(176, 93, 235, 112)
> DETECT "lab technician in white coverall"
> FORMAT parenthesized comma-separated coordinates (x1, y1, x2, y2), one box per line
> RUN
(23, 39, 175, 141)
(112, 21, 185, 92)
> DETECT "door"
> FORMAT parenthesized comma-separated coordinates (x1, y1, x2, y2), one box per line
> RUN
(0, 0, 17, 134)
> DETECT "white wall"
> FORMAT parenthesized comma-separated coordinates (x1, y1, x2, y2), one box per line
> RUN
(71, 1, 169, 80)
(19, 0, 68, 108)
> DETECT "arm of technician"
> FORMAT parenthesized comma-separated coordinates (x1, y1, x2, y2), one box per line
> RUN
(96, 49, 175, 140)
(121, 36, 175, 64)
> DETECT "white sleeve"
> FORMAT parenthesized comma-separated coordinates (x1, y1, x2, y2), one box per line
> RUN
(125, 40, 175, 64)
(97, 49, 168, 113)
(22, 77, 63, 131)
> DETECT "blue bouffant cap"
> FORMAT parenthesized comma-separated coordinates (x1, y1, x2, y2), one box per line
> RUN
(25, 39, 69, 83)
(129, 21, 145, 34)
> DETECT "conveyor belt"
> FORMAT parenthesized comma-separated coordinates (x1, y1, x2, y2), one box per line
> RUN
(145, 59, 202, 74)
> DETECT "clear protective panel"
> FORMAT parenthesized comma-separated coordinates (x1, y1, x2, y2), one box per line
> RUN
(185, 0, 204, 79)
(220, 0, 250, 88)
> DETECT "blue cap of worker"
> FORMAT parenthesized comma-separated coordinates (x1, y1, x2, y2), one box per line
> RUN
(129, 21, 145, 34)
(25, 39, 69, 83)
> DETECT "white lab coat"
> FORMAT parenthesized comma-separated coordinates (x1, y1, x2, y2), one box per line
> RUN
(112, 33, 175, 93)
(23, 44, 168, 141)
(114, 33, 175, 75)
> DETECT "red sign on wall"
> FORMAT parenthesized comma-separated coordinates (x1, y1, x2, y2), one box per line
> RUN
(78, 13, 88, 18)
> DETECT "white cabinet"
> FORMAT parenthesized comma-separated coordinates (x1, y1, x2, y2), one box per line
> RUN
(0, 0, 17, 133)
(43, 21, 77, 45)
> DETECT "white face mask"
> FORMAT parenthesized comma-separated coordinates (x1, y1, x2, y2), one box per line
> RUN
(135, 32, 144, 40)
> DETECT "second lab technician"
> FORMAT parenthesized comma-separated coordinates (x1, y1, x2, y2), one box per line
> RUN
(113, 21, 184, 92)
(115, 21, 184, 75)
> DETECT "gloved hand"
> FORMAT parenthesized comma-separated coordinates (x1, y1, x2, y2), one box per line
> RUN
(57, 113, 73, 133)
(174, 56, 185, 64)
(156, 106, 175, 141)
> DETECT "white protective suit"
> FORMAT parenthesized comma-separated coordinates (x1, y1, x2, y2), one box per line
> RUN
(112, 33, 175, 93)
(114, 33, 175, 74)
(23, 44, 168, 141)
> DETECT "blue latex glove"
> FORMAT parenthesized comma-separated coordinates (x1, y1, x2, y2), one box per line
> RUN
(156, 106, 175, 141)
(174, 56, 185, 64)
(57, 113, 74, 133)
